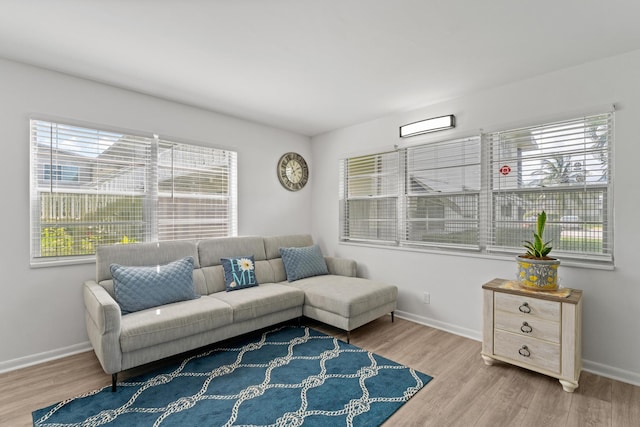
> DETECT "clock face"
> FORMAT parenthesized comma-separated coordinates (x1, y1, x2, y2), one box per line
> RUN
(278, 152, 308, 191)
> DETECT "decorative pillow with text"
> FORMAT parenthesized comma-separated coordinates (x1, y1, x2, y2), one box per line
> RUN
(221, 255, 259, 291)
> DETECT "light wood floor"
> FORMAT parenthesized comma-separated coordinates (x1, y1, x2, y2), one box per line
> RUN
(1, 317, 638, 426)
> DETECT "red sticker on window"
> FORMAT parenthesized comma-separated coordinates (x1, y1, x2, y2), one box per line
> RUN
(499, 165, 511, 176)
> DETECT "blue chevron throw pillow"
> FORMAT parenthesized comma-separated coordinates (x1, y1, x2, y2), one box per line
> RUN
(279, 244, 329, 282)
(110, 256, 199, 314)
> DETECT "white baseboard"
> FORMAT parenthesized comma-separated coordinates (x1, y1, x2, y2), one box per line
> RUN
(2, 320, 639, 388)
(395, 311, 640, 387)
(394, 310, 482, 342)
(582, 359, 640, 387)
(0, 341, 92, 374)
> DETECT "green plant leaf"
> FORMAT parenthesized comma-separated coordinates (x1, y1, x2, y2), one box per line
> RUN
(537, 210, 547, 236)
(533, 233, 542, 246)
(522, 211, 553, 258)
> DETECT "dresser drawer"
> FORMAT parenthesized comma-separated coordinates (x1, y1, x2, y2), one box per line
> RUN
(494, 329, 560, 373)
(495, 292, 560, 321)
(494, 311, 560, 343)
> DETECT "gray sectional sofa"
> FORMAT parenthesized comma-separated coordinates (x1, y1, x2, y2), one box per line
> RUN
(83, 234, 397, 390)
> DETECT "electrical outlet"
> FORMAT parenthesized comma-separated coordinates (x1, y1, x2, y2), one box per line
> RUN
(423, 292, 430, 304)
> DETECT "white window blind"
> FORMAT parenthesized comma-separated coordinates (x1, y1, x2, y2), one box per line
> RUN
(404, 136, 481, 249)
(157, 140, 237, 241)
(30, 119, 237, 265)
(339, 151, 399, 244)
(486, 113, 612, 263)
(338, 112, 613, 267)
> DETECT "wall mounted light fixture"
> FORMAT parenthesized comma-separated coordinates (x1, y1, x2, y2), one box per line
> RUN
(399, 114, 455, 138)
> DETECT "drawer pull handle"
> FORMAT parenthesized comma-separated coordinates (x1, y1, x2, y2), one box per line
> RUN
(520, 322, 533, 333)
(518, 302, 531, 313)
(518, 345, 531, 357)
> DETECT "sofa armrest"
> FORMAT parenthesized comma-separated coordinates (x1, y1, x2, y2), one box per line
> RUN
(84, 281, 121, 334)
(83, 280, 122, 374)
(324, 256, 357, 277)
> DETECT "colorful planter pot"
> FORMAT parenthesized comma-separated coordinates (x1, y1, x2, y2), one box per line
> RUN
(516, 255, 560, 291)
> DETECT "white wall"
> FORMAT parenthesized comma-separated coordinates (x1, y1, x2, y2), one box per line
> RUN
(311, 49, 640, 385)
(0, 58, 312, 370)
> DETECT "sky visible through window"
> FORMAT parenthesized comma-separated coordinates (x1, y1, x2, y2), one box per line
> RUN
(518, 119, 608, 187)
(35, 121, 119, 158)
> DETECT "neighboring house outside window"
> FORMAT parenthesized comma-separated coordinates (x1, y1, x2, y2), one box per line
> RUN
(43, 164, 79, 182)
(339, 112, 613, 266)
(404, 137, 481, 250)
(30, 119, 237, 265)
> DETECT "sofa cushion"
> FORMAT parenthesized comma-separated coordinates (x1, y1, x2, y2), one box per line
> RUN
(284, 275, 397, 318)
(119, 296, 233, 352)
(221, 256, 259, 291)
(111, 257, 199, 314)
(268, 259, 288, 283)
(198, 236, 267, 267)
(210, 283, 304, 322)
(96, 240, 199, 283)
(280, 245, 329, 282)
(264, 234, 313, 260)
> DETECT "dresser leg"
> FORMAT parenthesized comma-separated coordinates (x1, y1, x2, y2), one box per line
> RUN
(559, 379, 578, 393)
(481, 354, 495, 366)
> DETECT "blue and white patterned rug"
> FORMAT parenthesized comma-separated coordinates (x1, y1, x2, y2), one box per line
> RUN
(33, 326, 432, 426)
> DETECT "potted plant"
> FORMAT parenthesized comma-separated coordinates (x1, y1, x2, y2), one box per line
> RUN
(516, 211, 560, 290)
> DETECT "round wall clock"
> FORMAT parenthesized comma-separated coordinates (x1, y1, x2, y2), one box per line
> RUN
(277, 152, 309, 191)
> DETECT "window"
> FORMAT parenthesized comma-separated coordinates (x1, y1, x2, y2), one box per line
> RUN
(156, 140, 237, 241)
(404, 137, 481, 249)
(30, 119, 237, 265)
(339, 112, 613, 266)
(486, 113, 612, 263)
(44, 164, 79, 182)
(339, 151, 399, 244)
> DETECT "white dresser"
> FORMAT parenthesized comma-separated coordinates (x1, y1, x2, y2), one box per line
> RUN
(481, 278, 582, 392)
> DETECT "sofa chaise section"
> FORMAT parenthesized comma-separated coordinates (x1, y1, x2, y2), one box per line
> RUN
(263, 235, 398, 342)
(285, 275, 397, 340)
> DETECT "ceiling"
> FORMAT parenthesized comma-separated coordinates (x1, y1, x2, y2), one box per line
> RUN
(1, 1, 639, 137)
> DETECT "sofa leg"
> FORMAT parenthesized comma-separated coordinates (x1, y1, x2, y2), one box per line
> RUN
(346, 331, 350, 344)
(297, 317, 302, 327)
(391, 311, 395, 323)
(111, 373, 118, 392)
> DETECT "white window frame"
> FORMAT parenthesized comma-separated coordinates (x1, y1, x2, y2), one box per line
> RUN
(30, 119, 237, 267)
(485, 113, 613, 264)
(339, 112, 614, 268)
(339, 151, 399, 244)
(402, 136, 482, 251)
